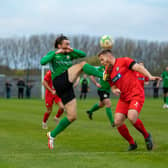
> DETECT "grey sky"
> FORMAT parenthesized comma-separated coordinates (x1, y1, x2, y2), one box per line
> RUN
(0, 0, 168, 41)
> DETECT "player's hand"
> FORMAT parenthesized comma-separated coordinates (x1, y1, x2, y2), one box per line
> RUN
(55, 49, 65, 54)
(65, 47, 73, 53)
(112, 88, 121, 96)
(149, 76, 162, 81)
(51, 90, 56, 95)
(96, 83, 101, 88)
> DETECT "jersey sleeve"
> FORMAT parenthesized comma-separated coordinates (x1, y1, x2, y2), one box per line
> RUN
(96, 66, 101, 71)
(97, 66, 103, 72)
(145, 76, 149, 82)
(69, 49, 86, 59)
(44, 71, 51, 82)
(40, 51, 55, 65)
(123, 57, 136, 69)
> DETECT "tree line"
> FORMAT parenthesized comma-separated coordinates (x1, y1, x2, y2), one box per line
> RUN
(0, 34, 167, 75)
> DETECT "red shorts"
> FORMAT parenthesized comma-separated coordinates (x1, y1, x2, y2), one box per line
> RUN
(45, 94, 61, 108)
(115, 98, 144, 116)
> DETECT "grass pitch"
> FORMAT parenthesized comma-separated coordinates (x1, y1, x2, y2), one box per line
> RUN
(0, 98, 168, 168)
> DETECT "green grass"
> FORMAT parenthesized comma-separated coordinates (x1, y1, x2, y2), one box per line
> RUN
(0, 98, 168, 168)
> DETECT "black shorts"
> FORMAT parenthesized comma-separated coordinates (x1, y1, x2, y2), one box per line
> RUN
(52, 71, 75, 105)
(163, 87, 168, 94)
(97, 90, 110, 101)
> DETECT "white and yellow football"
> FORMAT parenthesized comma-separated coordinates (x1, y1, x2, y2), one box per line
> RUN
(100, 35, 113, 49)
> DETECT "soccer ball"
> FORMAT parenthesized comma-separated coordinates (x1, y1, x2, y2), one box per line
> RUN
(100, 35, 113, 49)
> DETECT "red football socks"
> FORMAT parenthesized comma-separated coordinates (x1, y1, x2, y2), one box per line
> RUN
(133, 118, 149, 139)
(117, 124, 135, 144)
(43, 112, 50, 123)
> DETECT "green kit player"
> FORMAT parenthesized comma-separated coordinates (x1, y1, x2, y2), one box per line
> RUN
(87, 66, 114, 127)
(79, 74, 90, 100)
(159, 66, 168, 108)
(40, 35, 103, 149)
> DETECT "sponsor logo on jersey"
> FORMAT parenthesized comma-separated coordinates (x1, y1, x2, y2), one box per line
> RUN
(111, 73, 122, 82)
(138, 77, 145, 81)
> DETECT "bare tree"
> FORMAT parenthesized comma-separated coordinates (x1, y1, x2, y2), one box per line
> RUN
(0, 34, 167, 75)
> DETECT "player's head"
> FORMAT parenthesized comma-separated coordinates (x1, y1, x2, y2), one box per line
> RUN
(83, 74, 87, 78)
(54, 35, 70, 49)
(97, 49, 114, 66)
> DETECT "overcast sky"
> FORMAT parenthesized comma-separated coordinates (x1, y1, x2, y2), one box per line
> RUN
(0, 0, 168, 41)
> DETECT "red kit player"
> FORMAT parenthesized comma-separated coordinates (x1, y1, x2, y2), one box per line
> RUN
(98, 49, 161, 151)
(42, 70, 64, 129)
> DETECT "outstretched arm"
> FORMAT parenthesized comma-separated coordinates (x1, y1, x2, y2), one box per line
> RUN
(40, 51, 55, 65)
(132, 63, 161, 81)
(41, 49, 67, 65)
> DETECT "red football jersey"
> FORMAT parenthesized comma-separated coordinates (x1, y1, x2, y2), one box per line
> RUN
(108, 57, 145, 101)
(134, 71, 149, 88)
(44, 70, 55, 95)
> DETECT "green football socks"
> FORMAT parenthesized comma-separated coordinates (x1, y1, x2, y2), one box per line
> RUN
(83, 63, 103, 78)
(88, 103, 100, 114)
(106, 107, 114, 125)
(51, 117, 71, 138)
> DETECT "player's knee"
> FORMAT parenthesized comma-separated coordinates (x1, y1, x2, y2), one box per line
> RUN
(114, 119, 122, 127)
(127, 116, 137, 124)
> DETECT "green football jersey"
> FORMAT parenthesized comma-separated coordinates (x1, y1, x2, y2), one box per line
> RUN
(161, 71, 168, 88)
(97, 66, 111, 93)
(40, 49, 86, 80)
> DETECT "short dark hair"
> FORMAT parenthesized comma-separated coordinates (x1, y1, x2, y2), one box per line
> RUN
(97, 49, 113, 57)
(54, 35, 69, 48)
